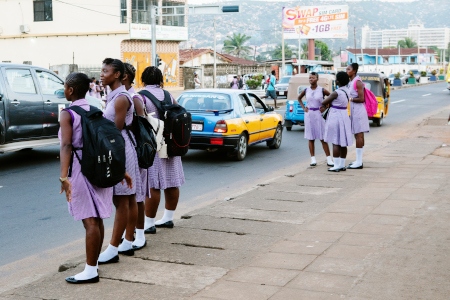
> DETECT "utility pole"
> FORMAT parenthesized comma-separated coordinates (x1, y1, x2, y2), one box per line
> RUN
(151, 4, 157, 66)
(281, 24, 285, 78)
(213, 18, 217, 88)
(354, 27, 356, 50)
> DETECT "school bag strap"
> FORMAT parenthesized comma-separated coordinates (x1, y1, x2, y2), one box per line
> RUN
(138, 89, 172, 118)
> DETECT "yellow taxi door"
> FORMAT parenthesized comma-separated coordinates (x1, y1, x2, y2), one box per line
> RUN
(247, 93, 276, 140)
(238, 94, 260, 143)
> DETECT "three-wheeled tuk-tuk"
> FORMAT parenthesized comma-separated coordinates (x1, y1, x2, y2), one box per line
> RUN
(357, 72, 390, 126)
(284, 74, 336, 131)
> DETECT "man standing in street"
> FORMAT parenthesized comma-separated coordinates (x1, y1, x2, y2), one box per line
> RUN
(262, 70, 279, 108)
(237, 75, 244, 89)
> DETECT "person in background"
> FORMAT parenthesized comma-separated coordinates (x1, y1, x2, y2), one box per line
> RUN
(346, 63, 369, 170)
(322, 71, 353, 172)
(230, 76, 239, 89)
(98, 58, 141, 264)
(237, 75, 243, 89)
(122, 63, 147, 251)
(194, 73, 201, 89)
(297, 72, 334, 167)
(139, 66, 185, 234)
(95, 80, 104, 100)
(261, 70, 279, 108)
(89, 77, 96, 97)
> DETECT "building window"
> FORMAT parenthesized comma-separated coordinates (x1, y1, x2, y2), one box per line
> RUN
(120, 0, 127, 23)
(401, 57, 407, 63)
(34, 0, 53, 22)
(132, 0, 157, 24)
(410, 57, 416, 63)
(162, 1, 185, 27)
(358, 56, 362, 62)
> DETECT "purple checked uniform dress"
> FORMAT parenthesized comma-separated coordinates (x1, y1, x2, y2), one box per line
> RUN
(127, 86, 148, 202)
(303, 86, 326, 141)
(103, 86, 142, 197)
(58, 99, 113, 221)
(141, 85, 185, 190)
(323, 87, 353, 147)
(348, 76, 370, 134)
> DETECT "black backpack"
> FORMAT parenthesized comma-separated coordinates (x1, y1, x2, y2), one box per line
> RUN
(67, 105, 126, 188)
(138, 90, 191, 157)
(126, 114, 157, 169)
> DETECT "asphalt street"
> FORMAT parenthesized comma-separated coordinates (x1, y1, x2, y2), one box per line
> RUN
(0, 82, 448, 268)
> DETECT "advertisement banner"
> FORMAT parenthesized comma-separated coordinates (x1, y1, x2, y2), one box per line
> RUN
(282, 5, 348, 39)
(130, 24, 188, 41)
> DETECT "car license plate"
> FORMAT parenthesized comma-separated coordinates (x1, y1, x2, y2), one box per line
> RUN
(192, 123, 203, 131)
(280, 91, 285, 95)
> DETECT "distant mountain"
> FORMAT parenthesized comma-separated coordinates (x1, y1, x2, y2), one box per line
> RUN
(186, 0, 449, 56)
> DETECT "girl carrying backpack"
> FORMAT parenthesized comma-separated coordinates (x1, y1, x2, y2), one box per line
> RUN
(59, 72, 131, 284)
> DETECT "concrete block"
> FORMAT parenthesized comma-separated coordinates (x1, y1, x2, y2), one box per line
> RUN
(269, 288, 344, 300)
(223, 266, 300, 287)
(305, 256, 366, 277)
(323, 244, 380, 260)
(269, 240, 332, 255)
(350, 223, 403, 235)
(304, 220, 356, 232)
(286, 271, 358, 294)
(286, 231, 344, 243)
(339, 233, 393, 247)
(194, 280, 279, 300)
(361, 214, 409, 226)
(249, 252, 316, 270)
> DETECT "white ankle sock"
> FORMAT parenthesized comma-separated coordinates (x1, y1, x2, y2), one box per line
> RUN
(98, 244, 118, 263)
(155, 209, 174, 225)
(326, 156, 334, 165)
(356, 148, 363, 165)
(311, 156, 316, 165)
(328, 157, 341, 171)
(74, 263, 98, 280)
(118, 238, 133, 252)
(144, 216, 155, 229)
(340, 158, 346, 168)
(132, 229, 146, 247)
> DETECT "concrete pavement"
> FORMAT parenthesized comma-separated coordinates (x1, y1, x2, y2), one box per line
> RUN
(1, 106, 450, 299)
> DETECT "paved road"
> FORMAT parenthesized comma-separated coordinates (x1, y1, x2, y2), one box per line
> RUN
(0, 82, 448, 267)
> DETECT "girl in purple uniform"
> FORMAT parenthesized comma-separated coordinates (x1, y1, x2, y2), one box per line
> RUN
(122, 63, 148, 250)
(346, 63, 369, 169)
(322, 71, 353, 172)
(139, 67, 185, 233)
(59, 73, 116, 284)
(297, 72, 334, 167)
(98, 58, 141, 264)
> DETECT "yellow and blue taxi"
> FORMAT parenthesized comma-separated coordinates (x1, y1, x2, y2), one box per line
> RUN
(177, 89, 283, 161)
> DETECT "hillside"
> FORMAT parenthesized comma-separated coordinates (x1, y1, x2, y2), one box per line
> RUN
(186, 0, 449, 56)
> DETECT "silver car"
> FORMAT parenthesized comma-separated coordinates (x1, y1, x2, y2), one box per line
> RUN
(275, 76, 292, 97)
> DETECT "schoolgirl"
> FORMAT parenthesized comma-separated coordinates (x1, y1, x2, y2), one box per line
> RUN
(346, 63, 369, 169)
(59, 73, 115, 284)
(98, 58, 142, 264)
(297, 72, 334, 167)
(139, 66, 185, 233)
(122, 62, 147, 250)
(322, 71, 353, 172)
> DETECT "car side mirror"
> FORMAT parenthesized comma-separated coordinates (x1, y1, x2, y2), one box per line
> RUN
(268, 106, 274, 112)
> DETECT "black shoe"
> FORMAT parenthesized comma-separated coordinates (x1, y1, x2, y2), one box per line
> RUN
(348, 163, 363, 169)
(118, 248, 135, 256)
(339, 167, 347, 171)
(155, 220, 174, 228)
(327, 163, 334, 167)
(144, 226, 156, 234)
(132, 241, 147, 251)
(310, 163, 317, 167)
(328, 168, 340, 172)
(65, 275, 99, 284)
(98, 255, 119, 265)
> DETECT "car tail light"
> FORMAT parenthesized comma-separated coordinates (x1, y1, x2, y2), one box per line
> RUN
(214, 120, 227, 133)
(210, 138, 224, 145)
(289, 104, 293, 112)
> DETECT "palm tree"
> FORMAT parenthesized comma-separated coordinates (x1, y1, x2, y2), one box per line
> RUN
(272, 43, 293, 60)
(397, 37, 417, 48)
(299, 43, 308, 59)
(222, 33, 252, 58)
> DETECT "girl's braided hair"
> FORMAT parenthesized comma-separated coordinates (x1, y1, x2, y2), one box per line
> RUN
(102, 58, 125, 80)
(124, 63, 136, 84)
(65, 72, 90, 98)
(141, 66, 163, 86)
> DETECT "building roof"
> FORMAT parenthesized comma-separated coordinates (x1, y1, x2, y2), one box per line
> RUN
(346, 48, 436, 56)
(179, 48, 231, 64)
(219, 53, 258, 65)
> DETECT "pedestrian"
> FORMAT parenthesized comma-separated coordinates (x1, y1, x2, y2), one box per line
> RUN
(139, 66, 185, 234)
(89, 77, 96, 97)
(237, 75, 243, 89)
(194, 73, 201, 89)
(346, 63, 369, 169)
(122, 62, 148, 250)
(95, 80, 104, 100)
(261, 76, 265, 90)
(230, 76, 239, 89)
(59, 72, 126, 284)
(322, 71, 353, 172)
(261, 70, 279, 108)
(98, 58, 142, 264)
(297, 72, 334, 167)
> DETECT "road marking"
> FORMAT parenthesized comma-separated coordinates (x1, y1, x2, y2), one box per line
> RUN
(391, 99, 405, 104)
(422, 93, 431, 97)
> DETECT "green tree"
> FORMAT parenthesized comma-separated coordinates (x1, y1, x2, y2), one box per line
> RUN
(299, 43, 309, 59)
(272, 43, 293, 60)
(397, 37, 417, 48)
(315, 40, 331, 61)
(222, 33, 252, 58)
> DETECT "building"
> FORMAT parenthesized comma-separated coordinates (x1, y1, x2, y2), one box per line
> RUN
(0, 0, 188, 89)
(346, 48, 437, 65)
(361, 23, 450, 50)
(179, 48, 230, 67)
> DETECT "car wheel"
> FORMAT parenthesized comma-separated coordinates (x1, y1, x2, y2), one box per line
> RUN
(267, 124, 282, 149)
(286, 126, 292, 131)
(228, 133, 248, 161)
(374, 114, 383, 127)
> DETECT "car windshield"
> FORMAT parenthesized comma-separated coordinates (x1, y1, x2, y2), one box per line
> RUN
(389, 74, 395, 78)
(279, 77, 291, 84)
(178, 93, 232, 111)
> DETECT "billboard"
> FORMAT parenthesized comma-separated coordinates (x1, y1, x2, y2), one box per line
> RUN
(130, 24, 188, 41)
(282, 5, 349, 39)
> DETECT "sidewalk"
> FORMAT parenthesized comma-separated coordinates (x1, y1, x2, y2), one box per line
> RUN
(1, 107, 450, 299)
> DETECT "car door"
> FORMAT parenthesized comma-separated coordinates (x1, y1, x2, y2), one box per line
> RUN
(246, 93, 276, 140)
(238, 93, 260, 143)
(0, 75, 6, 144)
(3, 67, 44, 140)
(34, 69, 66, 136)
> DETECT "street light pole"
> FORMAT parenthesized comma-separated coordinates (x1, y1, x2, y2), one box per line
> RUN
(213, 18, 217, 88)
(151, 5, 157, 66)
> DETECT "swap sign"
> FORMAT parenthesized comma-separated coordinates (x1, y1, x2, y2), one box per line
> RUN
(282, 5, 349, 39)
